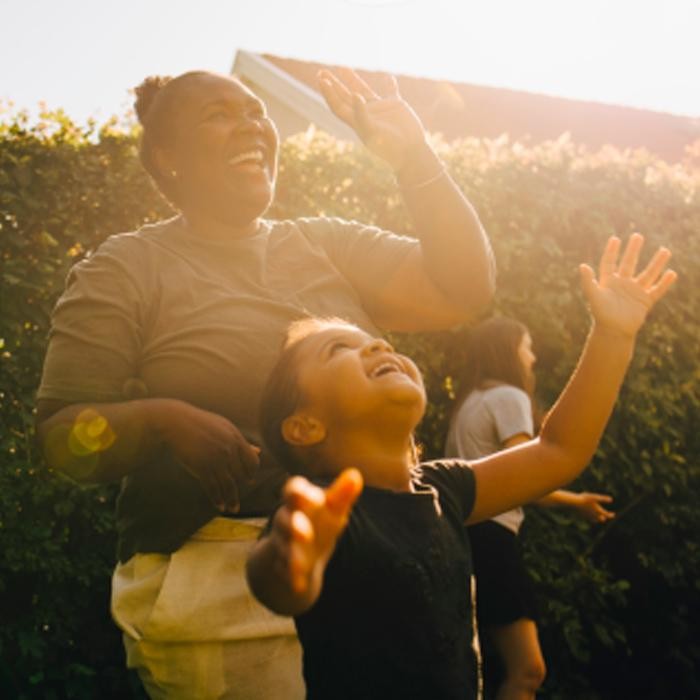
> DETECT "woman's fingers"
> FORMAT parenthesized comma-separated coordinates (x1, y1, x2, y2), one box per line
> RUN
(318, 71, 355, 123)
(338, 67, 378, 101)
(375, 72, 400, 98)
(352, 93, 372, 140)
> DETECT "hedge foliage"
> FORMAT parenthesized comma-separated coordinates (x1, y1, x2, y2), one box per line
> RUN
(1, 110, 699, 699)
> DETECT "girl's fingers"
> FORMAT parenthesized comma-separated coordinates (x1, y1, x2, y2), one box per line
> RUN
(598, 236, 621, 285)
(325, 468, 364, 516)
(284, 475, 325, 513)
(290, 509, 314, 544)
(579, 263, 598, 301)
(288, 538, 312, 593)
(635, 246, 672, 288)
(647, 268, 678, 303)
(617, 232, 644, 277)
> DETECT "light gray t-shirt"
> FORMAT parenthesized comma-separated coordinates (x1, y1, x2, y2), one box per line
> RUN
(38, 214, 419, 559)
(445, 384, 534, 533)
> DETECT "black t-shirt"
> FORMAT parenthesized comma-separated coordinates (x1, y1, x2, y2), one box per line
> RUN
(296, 459, 478, 700)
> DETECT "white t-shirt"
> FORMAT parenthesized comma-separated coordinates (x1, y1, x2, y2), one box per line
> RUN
(445, 384, 534, 533)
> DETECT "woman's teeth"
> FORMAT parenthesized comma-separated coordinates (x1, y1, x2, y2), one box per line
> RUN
(228, 150, 264, 167)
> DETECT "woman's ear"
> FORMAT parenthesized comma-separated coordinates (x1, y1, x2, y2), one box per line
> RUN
(153, 146, 179, 180)
(281, 413, 326, 447)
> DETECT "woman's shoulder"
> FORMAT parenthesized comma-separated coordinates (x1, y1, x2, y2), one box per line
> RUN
(91, 215, 183, 257)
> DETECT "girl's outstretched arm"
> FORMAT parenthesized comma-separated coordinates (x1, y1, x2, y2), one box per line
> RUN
(468, 234, 676, 525)
(246, 469, 363, 616)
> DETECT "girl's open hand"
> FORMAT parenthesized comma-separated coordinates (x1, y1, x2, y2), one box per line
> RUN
(318, 68, 426, 172)
(580, 234, 676, 337)
(270, 469, 363, 595)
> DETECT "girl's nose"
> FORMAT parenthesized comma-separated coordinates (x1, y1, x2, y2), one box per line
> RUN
(362, 338, 394, 356)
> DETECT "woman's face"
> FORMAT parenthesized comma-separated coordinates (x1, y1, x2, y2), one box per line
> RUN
(517, 331, 536, 380)
(166, 72, 279, 227)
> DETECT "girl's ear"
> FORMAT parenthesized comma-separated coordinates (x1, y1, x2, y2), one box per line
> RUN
(281, 413, 326, 447)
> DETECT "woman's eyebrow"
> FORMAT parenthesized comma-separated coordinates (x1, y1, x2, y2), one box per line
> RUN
(200, 96, 263, 113)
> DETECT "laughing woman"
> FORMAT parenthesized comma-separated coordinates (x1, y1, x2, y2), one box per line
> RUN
(35, 68, 494, 699)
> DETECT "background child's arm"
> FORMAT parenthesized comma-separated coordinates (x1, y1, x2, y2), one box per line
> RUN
(468, 234, 676, 525)
(533, 490, 615, 523)
(246, 469, 363, 616)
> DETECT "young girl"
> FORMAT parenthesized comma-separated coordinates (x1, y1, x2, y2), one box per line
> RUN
(246, 235, 674, 699)
(445, 317, 615, 700)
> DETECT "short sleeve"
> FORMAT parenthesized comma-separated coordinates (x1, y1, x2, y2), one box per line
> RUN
(485, 386, 534, 443)
(296, 217, 418, 304)
(37, 236, 146, 403)
(418, 460, 477, 522)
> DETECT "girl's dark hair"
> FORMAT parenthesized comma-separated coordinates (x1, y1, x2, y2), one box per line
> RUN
(259, 317, 351, 476)
(450, 316, 534, 422)
(133, 71, 208, 206)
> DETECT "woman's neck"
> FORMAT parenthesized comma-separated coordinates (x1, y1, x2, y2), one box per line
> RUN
(182, 208, 261, 241)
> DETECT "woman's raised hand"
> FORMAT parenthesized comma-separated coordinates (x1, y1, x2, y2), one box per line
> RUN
(579, 234, 677, 337)
(318, 68, 427, 172)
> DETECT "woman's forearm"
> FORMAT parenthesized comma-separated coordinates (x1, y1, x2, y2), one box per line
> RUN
(398, 143, 496, 313)
(37, 398, 176, 483)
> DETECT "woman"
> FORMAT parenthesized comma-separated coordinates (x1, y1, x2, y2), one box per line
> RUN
(445, 317, 615, 700)
(36, 68, 495, 698)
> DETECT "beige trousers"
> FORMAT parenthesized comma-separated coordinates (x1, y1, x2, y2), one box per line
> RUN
(111, 517, 305, 700)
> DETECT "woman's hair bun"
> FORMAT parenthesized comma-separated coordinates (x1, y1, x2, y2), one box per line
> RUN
(133, 75, 172, 124)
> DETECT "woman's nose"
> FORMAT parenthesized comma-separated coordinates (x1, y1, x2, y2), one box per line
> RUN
(236, 115, 265, 135)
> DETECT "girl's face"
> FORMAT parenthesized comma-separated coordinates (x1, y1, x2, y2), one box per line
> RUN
(517, 332, 536, 380)
(294, 324, 426, 431)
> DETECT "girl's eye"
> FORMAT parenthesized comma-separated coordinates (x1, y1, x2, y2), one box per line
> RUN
(329, 341, 350, 355)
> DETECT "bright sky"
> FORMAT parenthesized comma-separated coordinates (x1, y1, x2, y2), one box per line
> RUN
(2, 0, 699, 125)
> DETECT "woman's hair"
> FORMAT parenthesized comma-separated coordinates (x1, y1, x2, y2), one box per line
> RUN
(133, 71, 208, 206)
(450, 316, 533, 420)
(259, 317, 351, 476)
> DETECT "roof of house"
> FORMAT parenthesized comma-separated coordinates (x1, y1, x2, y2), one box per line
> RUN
(235, 51, 699, 162)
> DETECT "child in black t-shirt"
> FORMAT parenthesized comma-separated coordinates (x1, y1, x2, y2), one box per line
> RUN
(246, 235, 675, 699)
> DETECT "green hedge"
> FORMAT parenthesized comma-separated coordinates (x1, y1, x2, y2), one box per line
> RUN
(1, 112, 698, 699)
